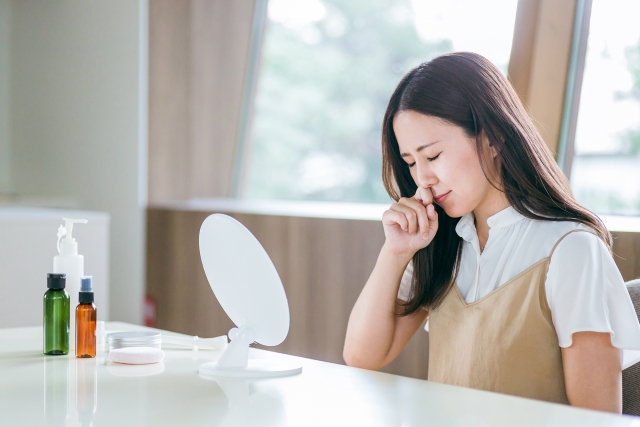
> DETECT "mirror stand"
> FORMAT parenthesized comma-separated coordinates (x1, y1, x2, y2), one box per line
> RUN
(217, 326, 255, 368)
(199, 325, 302, 379)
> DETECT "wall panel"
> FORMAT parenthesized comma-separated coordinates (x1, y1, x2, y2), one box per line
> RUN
(612, 231, 640, 283)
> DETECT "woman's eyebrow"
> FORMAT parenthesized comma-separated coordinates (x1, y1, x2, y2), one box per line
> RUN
(400, 140, 441, 157)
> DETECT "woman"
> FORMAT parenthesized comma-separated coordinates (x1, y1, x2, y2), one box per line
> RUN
(343, 52, 640, 413)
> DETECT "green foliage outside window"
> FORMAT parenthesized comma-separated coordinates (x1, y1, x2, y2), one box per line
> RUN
(619, 38, 640, 156)
(571, 0, 640, 217)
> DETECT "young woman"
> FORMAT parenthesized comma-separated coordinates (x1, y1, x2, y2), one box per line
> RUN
(343, 52, 640, 413)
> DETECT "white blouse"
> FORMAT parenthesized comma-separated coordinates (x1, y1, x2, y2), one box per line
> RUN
(397, 206, 640, 350)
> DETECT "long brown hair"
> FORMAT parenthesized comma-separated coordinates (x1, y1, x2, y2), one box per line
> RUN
(382, 52, 611, 316)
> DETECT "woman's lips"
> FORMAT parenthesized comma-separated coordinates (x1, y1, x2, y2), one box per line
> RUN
(434, 191, 451, 204)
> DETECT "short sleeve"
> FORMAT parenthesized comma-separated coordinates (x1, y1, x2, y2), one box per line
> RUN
(546, 231, 640, 349)
(397, 261, 413, 302)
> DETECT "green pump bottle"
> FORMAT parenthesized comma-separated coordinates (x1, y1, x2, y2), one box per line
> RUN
(44, 273, 70, 355)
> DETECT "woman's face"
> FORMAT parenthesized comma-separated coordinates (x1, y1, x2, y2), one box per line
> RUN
(392, 110, 497, 218)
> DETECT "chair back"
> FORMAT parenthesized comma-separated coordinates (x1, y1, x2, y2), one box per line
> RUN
(623, 279, 640, 415)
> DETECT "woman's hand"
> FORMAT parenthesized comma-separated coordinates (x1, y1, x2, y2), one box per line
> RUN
(382, 187, 439, 258)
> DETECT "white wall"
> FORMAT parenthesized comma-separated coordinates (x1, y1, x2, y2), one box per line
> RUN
(8, 0, 148, 324)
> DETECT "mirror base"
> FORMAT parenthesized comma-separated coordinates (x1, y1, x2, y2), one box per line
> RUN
(199, 359, 302, 379)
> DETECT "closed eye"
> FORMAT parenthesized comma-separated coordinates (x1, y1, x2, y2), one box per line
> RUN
(408, 162, 416, 168)
(427, 153, 441, 162)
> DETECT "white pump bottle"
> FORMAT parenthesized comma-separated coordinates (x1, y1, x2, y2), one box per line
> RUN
(53, 218, 88, 350)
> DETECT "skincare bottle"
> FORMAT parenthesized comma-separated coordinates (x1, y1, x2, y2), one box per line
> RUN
(53, 217, 87, 349)
(44, 273, 70, 355)
(76, 276, 96, 358)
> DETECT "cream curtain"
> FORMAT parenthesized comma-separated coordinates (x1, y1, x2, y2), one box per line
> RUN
(148, 0, 262, 202)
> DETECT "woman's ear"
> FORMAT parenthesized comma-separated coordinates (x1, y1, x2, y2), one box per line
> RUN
(481, 131, 500, 158)
(489, 144, 499, 158)
(478, 131, 502, 187)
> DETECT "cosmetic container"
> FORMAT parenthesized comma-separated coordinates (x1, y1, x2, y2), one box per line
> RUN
(44, 273, 70, 355)
(106, 331, 161, 352)
(76, 276, 96, 358)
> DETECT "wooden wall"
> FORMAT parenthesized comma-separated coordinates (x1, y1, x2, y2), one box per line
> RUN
(612, 231, 640, 283)
(147, 206, 640, 380)
(146, 207, 430, 379)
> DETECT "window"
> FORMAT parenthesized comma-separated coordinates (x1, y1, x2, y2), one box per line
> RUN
(242, 0, 518, 203)
(570, 0, 640, 216)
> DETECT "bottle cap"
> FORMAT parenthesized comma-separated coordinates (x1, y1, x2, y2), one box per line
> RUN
(79, 292, 94, 303)
(47, 273, 66, 290)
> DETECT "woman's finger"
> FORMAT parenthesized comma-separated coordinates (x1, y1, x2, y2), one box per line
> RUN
(398, 197, 430, 238)
(414, 187, 434, 206)
(389, 203, 418, 234)
(382, 209, 409, 232)
(426, 204, 439, 234)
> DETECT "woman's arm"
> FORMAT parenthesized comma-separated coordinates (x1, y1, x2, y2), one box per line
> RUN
(562, 331, 622, 413)
(344, 192, 437, 370)
(343, 244, 429, 370)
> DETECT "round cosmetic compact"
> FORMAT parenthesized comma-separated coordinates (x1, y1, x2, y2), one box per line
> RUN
(106, 331, 161, 352)
(109, 347, 165, 365)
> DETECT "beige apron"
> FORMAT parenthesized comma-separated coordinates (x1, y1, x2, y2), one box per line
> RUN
(428, 230, 589, 404)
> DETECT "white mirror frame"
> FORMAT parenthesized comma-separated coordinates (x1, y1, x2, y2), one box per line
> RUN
(198, 214, 302, 378)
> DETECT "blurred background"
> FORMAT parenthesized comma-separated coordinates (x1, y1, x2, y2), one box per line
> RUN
(1, 0, 639, 378)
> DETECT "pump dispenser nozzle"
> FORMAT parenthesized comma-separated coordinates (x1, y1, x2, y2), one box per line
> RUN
(80, 276, 93, 293)
(79, 276, 94, 304)
(56, 218, 88, 255)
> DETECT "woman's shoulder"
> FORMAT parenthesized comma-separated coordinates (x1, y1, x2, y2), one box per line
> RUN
(526, 217, 596, 242)
(526, 216, 591, 232)
(531, 219, 611, 267)
(517, 217, 603, 260)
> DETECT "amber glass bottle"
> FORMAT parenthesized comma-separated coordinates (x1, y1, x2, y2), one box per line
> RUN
(76, 277, 96, 358)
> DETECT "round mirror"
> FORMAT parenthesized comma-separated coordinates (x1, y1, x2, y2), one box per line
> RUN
(199, 214, 289, 346)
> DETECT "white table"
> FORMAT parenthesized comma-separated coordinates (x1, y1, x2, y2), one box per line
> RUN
(0, 322, 637, 426)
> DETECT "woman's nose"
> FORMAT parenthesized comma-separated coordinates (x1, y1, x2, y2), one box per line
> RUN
(416, 163, 437, 188)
